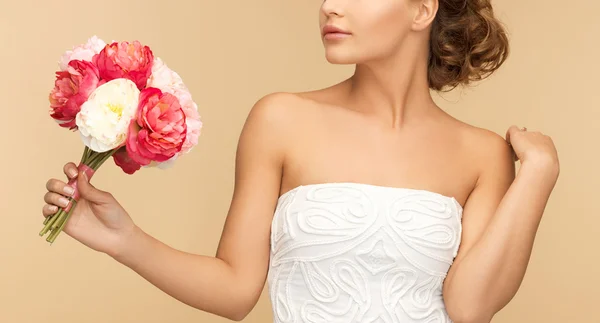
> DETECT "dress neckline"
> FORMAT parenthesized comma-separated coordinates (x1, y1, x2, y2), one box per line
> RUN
(277, 182, 464, 212)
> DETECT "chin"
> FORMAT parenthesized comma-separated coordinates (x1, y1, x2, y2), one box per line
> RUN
(324, 48, 360, 65)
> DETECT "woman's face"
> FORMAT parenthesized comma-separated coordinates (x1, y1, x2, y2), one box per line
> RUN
(318, 0, 422, 64)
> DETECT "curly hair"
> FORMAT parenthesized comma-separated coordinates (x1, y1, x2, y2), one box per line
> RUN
(428, 0, 510, 91)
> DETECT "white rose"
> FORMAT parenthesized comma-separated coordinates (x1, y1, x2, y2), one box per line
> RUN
(59, 35, 107, 71)
(76, 78, 140, 152)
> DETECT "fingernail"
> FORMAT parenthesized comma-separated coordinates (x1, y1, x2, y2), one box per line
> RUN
(70, 169, 78, 178)
(58, 197, 70, 207)
(63, 186, 75, 196)
(49, 205, 57, 212)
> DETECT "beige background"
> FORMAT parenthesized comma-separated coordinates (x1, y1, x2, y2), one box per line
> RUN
(1, 0, 598, 322)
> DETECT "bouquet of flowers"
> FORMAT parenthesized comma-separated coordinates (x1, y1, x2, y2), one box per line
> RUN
(40, 36, 202, 243)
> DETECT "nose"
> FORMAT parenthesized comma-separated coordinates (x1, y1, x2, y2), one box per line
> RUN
(321, 0, 346, 17)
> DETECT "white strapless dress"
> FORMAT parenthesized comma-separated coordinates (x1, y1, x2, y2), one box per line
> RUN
(267, 182, 463, 323)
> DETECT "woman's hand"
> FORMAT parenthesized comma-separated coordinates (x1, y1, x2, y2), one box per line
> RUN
(42, 162, 137, 256)
(444, 125, 560, 321)
(505, 125, 560, 179)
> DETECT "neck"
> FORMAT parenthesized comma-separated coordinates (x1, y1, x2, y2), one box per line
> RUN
(343, 41, 436, 129)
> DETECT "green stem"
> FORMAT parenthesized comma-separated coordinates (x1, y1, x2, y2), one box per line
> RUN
(85, 149, 116, 171)
(47, 201, 76, 243)
(41, 149, 88, 231)
(80, 146, 89, 164)
(50, 205, 70, 230)
(97, 150, 116, 168)
(40, 147, 117, 243)
(40, 209, 63, 236)
(46, 225, 60, 243)
(84, 152, 99, 167)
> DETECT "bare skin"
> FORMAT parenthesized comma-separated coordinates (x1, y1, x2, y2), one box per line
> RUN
(276, 81, 481, 205)
(42, 84, 557, 321)
(42, 0, 560, 322)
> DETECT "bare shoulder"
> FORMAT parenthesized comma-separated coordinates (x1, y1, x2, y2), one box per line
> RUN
(247, 92, 305, 122)
(466, 124, 513, 159)
(244, 90, 326, 137)
(237, 91, 317, 165)
(455, 120, 516, 185)
(240, 92, 305, 139)
(244, 91, 319, 129)
(252, 91, 306, 107)
(246, 81, 360, 127)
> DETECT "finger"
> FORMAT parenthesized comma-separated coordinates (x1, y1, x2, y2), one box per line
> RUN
(63, 162, 79, 179)
(44, 191, 71, 209)
(42, 204, 59, 217)
(505, 125, 522, 145)
(512, 150, 519, 162)
(77, 170, 112, 203)
(505, 125, 522, 162)
(46, 178, 75, 197)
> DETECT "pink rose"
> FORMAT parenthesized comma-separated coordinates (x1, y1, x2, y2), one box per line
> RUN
(58, 36, 107, 71)
(94, 40, 154, 90)
(146, 91, 201, 170)
(146, 57, 202, 160)
(126, 88, 187, 165)
(113, 147, 142, 174)
(49, 60, 100, 130)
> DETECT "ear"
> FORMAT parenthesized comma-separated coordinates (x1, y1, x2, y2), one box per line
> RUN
(411, 0, 438, 32)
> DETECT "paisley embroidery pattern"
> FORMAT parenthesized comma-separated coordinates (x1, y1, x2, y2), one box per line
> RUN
(268, 183, 463, 323)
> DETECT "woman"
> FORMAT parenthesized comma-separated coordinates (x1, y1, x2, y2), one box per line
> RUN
(41, 0, 560, 322)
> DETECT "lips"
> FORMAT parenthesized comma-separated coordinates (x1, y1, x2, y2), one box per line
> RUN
(322, 25, 351, 37)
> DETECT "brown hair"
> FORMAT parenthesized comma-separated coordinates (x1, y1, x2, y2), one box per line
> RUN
(428, 0, 510, 91)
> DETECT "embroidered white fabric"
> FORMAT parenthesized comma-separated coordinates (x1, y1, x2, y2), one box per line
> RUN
(267, 182, 463, 323)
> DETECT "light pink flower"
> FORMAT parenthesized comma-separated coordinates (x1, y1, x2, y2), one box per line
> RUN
(58, 36, 107, 71)
(49, 60, 100, 130)
(146, 57, 186, 92)
(94, 40, 154, 90)
(126, 88, 187, 165)
(146, 57, 202, 164)
(173, 87, 202, 154)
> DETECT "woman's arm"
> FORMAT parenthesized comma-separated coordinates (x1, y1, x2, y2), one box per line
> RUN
(111, 92, 296, 321)
(443, 126, 560, 323)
